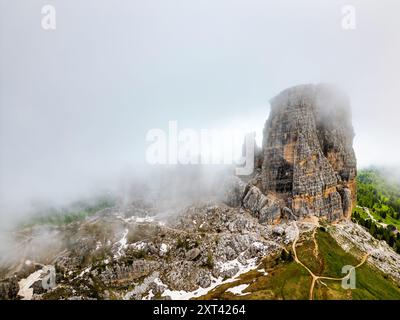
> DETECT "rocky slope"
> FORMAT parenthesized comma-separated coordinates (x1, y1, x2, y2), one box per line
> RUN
(1, 201, 399, 300)
(330, 222, 400, 284)
(0, 202, 297, 300)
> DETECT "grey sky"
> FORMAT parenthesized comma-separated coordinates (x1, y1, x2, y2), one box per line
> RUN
(1, 0, 400, 218)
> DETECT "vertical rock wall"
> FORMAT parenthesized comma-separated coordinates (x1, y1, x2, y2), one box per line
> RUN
(260, 84, 356, 221)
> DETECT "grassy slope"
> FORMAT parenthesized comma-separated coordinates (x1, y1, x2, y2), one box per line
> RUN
(355, 205, 400, 230)
(196, 257, 311, 300)
(19, 196, 116, 227)
(196, 229, 400, 300)
(357, 169, 400, 229)
(316, 230, 400, 300)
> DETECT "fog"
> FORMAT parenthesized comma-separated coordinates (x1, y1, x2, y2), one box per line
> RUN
(1, 0, 400, 226)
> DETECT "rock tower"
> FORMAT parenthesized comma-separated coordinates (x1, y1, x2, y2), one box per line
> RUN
(242, 84, 357, 222)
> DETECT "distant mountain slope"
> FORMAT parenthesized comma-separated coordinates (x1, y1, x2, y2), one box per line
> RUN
(353, 168, 400, 253)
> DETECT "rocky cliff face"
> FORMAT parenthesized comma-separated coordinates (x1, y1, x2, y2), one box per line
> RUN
(243, 84, 356, 222)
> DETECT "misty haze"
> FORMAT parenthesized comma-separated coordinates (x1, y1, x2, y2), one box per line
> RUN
(1, 0, 400, 302)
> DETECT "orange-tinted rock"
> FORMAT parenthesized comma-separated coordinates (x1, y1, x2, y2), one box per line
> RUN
(260, 84, 356, 221)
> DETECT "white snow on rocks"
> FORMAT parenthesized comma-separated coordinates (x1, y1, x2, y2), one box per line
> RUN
(136, 216, 156, 223)
(79, 266, 91, 277)
(257, 268, 268, 276)
(142, 289, 154, 300)
(18, 265, 55, 300)
(124, 272, 159, 300)
(154, 257, 259, 300)
(117, 214, 158, 224)
(226, 284, 250, 296)
(131, 241, 147, 251)
(18, 270, 44, 300)
(96, 241, 102, 250)
(159, 243, 169, 255)
(114, 228, 129, 258)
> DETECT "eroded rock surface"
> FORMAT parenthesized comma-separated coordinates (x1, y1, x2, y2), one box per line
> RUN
(243, 84, 357, 222)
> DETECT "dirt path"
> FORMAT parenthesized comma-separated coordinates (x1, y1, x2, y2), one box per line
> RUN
(363, 207, 387, 228)
(291, 222, 369, 300)
(312, 227, 319, 259)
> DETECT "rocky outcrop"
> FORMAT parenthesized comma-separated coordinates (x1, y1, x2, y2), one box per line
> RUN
(330, 222, 400, 284)
(0, 277, 19, 300)
(241, 186, 283, 223)
(222, 176, 247, 207)
(242, 84, 356, 222)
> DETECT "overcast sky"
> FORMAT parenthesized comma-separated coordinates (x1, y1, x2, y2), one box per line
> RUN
(1, 0, 400, 218)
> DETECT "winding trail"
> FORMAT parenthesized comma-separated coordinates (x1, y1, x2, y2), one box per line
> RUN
(291, 222, 369, 300)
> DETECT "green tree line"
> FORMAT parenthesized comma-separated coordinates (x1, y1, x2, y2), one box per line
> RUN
(354, 168, 400, 253)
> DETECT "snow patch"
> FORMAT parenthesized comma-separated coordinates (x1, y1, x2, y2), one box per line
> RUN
(159, 257, 259, 300)
(252, 242, 264, 249)
(142, 289, 154, 300)
(136, 216, 155, 223)
(226, 284, 250, 296)
(18, 265, 54, 300)
(96, 241, 102, 250)
(257, 268, 268, 276)
(125, 272, 159, 300)
(160, 243, 169, 254)
(117, 215, 157, 224)
(114, 228, 129, 258)
(131, 241, 147, 251)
